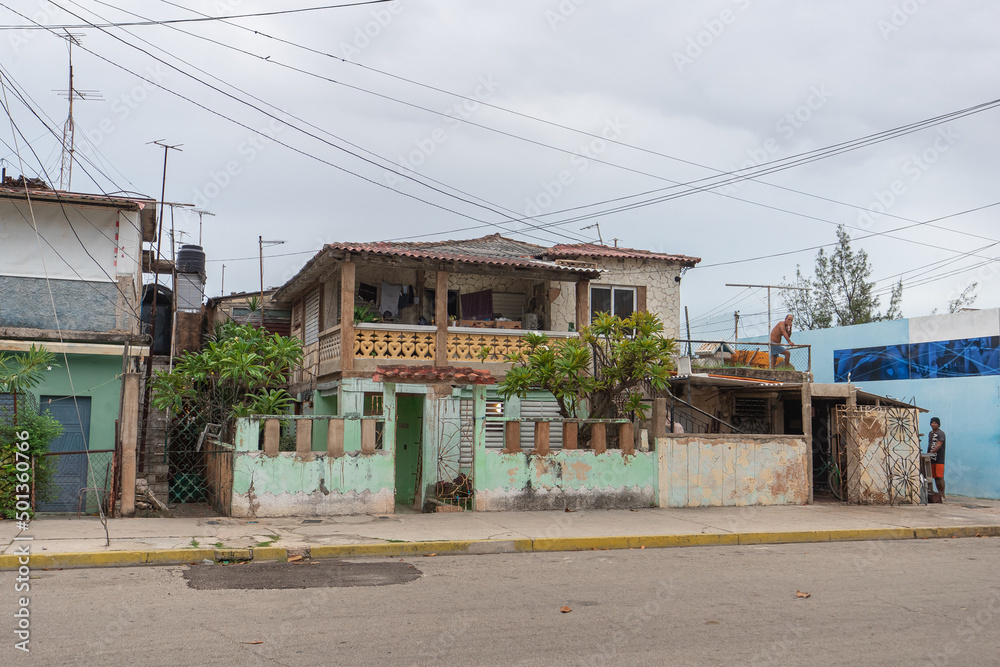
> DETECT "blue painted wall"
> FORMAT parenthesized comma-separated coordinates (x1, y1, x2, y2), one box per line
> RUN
(790, 311, 1000, 499)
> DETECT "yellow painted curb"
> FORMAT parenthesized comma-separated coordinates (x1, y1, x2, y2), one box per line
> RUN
(251, 546, 288, 561)
(215, 548, 252, 562)
(637, 533, 740, 548)
(0, 549, 215, 570)
(914, 525, 1000, 539)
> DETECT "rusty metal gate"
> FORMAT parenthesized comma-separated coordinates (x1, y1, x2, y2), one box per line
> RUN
(837, 405, 921, 505)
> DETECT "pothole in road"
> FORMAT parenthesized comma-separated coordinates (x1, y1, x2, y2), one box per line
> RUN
(182, 560, 422, 590)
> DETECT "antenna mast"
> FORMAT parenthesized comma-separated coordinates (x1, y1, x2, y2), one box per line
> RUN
(55, 31, 102, 191)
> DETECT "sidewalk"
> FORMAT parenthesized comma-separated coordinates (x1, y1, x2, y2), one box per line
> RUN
(3, 498, 1000, 570)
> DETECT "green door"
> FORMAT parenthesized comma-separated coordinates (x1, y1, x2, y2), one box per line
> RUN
(394, 395, 424, 506)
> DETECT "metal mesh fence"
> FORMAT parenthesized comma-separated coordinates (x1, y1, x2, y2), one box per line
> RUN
(37, 449, 115, 514)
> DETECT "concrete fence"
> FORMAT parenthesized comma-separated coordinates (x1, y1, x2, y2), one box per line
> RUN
(230, 415, 395, 517)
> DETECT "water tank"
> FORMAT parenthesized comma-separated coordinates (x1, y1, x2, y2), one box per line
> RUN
(175, 244, 206, 274)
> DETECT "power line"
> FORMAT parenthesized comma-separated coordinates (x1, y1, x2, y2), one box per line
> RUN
(0, 1, 394, 29)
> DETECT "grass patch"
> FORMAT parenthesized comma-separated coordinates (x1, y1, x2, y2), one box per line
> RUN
(213, 542, 224, 548)
(189, 539, 200, 548)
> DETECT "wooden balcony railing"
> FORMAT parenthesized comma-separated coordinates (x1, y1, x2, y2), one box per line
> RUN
(312, 323, 577, 376)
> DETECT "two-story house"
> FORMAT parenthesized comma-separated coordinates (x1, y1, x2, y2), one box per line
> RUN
(0, 179, 156, 511)
(268, 233, 699, 511)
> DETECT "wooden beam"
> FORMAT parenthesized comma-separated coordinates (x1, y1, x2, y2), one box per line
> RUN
(340, 259, 356, 372)
(361, 419, 377, 455)
(435, 269, 449, 367)
(575, 280, 590, 330)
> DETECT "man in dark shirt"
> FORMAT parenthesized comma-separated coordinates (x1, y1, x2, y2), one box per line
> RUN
(928, 417, 946, 501)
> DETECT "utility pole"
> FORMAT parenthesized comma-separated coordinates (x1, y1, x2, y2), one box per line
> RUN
(55, 31, 101, 191)
(259, 237, 285, 326)
(138, 140, 182, 473)
(726, 283, 809, 368)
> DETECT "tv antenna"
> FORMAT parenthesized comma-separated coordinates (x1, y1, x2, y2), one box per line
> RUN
(54, 31, 102, 191)
(581, 222, 604, 245)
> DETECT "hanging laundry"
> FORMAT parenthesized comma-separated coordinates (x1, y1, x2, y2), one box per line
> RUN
(380, 282, 402, 317)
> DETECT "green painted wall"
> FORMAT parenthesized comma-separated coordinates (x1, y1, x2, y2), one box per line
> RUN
(478, 450, 658, 492)
(232, 451, 394, 495)
(310, 393, 337, 451)
(30, 352, 123, 452)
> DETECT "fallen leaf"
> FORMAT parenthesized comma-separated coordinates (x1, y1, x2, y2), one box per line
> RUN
(795, 590, 811, 599)
(565, 508, 576, 513)
(560, 606, 572, 613)
(241, 641, 263, 645)
(640, 545, 646, 549)
(287, 555, 303, 562)
(424, 553, 437, 557)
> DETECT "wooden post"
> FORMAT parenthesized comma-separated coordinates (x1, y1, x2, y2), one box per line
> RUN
(263, 419, 280, 457)
(326, 419, 345, 458)
(563, 421, 578, 450)
(340, 259, 356, 372)
(296, 418, 312, 456)
(533, 422, 550, 456)
(619, 422, 635, 455)
(361, 419, 377, 454)
(591, 422, 606, 453)
(504, 421, 521, 453)
(435, 269, 449, 367)
(801, 382, 813, 504)
(119, 373, 139, 517)
(575, 279, 589, 331)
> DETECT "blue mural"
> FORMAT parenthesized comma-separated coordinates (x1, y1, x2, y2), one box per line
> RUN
(835, 336, 1000, 382)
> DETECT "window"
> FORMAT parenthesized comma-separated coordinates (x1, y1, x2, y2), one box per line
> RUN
(590, 285, 636, 322)
(303, 290, 321, 345)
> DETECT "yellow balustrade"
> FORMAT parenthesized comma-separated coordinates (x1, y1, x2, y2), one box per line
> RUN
(353, 327, 436, 360)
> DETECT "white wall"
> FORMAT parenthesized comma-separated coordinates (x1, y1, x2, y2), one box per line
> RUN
(0, 199, 142, 282)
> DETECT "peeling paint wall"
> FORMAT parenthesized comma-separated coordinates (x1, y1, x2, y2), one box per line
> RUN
(475, 449, 657, 511)
(230, 451, 395, 517)
(657, 435, 808, 507)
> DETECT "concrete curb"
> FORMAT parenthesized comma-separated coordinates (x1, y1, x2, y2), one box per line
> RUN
(2, 526, 997, 570)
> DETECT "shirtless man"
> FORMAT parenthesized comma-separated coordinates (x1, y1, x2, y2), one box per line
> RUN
(769, 314, 794, 368)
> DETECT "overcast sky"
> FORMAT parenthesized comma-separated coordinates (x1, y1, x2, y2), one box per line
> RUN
(2, 0, 998, 337)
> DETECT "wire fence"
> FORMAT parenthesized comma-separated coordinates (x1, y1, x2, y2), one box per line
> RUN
(677, 339, 811, 373)
(37, 449, 115, 514)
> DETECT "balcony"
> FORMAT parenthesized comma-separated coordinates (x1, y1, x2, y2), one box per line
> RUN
(310, 322, 577, 378)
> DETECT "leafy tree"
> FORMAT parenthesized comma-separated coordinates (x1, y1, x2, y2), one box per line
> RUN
(948, 282, 978, 313)
(0, 345, 58, 422)
(0, 403, 62, 518)
(782, 226, 903, 329)
(150, 322, 303, 441)
(499, 311, 675, 444)
(0, 345, 61, 518)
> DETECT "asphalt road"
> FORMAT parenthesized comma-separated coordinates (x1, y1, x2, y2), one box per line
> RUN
(4, 538, 1000, 666)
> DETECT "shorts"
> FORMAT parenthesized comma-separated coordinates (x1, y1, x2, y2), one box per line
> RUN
(770, 343, 787, 356)
(932, 463, 945, 478)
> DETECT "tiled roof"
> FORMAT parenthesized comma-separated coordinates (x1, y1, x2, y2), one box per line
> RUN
(324, 234, 596, 275)
(0, 185, 155, 209)
(372, 365, 497, 385)
(543, 243, 700, 266)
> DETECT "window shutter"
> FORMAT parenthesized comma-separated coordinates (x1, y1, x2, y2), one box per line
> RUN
(304, 290, 321, 345)
(637, 285, 647, 313)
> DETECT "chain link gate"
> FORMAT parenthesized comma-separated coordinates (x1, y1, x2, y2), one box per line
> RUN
(837, 405, 921, 505)
(163, 411, 233, 514)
